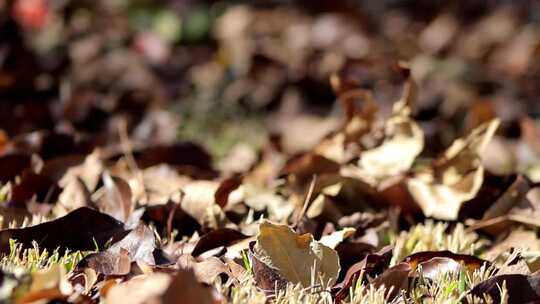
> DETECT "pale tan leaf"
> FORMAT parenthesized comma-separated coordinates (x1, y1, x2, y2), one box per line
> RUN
(359, 116, 424, 180)
(406, 119, 500, 220)
(319, 227, 356, 249)
(106, 273, 171, 304)
(358, 68, 423, 181)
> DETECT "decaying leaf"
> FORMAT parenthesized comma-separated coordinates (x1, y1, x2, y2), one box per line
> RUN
(105, 273, 172, 304)
(0, 207, 127, 254)
(96, 173, 134, 223)
(402, 250, 489, 273)
(16, 265, 72, 303)
(333, 245, 393, 303)
(405, 119, 500, 219)
(251, 221, 340, 289)
(178, 256, 230, 285)
(466, 273, 540, 304)
(358, 68, 424, 181)
(191, 228, 248, 257)
(162, 268, 215, 304)
(79, 225, 160, 275)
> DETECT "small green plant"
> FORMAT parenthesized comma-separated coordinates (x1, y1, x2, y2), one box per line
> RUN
(392, 221, 484, 265)
(0, 239, 93, 273)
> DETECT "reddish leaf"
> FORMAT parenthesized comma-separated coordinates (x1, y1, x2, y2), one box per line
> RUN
(214, 174, 243, 208)
(0, 153, 32, 183)
(249, 242, 289, 293)
(192, 228, 248, 257)
(11, 171, 61, 205)
(372, 262, 412, 300)
(403, 251, 489, 273)
(466, 273, 540, 304)
(334, 246, 393, 303)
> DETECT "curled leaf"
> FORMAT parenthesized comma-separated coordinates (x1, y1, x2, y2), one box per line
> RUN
(406, 119, 500, 219)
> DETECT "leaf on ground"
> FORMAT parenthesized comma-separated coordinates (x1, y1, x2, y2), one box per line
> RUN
(142, 201, 200, 238)
(405, 119, 500, 220)
(191, 228, 248, 257)
(79, 225, 159, 275)
(214, 174, 243, 208)
(403, 250, 489, 273)
(372, 262, 412, 300)
(105, 273, 172, 304)
(161, 268, 215, 304)
(333, 245, 392, 303)
(178, 256, 230, 285)
(96, 173, 133, 223)
(359, 66, 424, 181)
(130, 143, 216, 178)
(466, 273, 540, 304)
(0, 207, 127, 254)
(319, 227, 356, 249)
(251, 221, 340, 288)
(0, 153, 32, 183)
(11, 171, 61, 206)
(180, 181, 219, 225)
(79, 248, 131, 276)
(16, 265, 72, 303)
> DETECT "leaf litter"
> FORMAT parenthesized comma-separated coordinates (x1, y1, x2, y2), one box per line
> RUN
(2, 1, 540, 303)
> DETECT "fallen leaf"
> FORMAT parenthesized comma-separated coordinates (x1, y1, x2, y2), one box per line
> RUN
(11, 171, 61, 205)
(79, 248, 131, 276)
(358, 67, 424, 181)
(403, 250, 489, 274)
(0, 207, 127, 254)
(79, 225, 159, 275)
(0, 153, 32, 183)
(142, 201, 200, 238)
(319, 227, 356, 249)
(96, 173, 134, 223)
(466, 273, 540, 304)
(251, 221, 340, 288)
(16, 265, 72, 304)
(131, 143, 216, 178)
(191, 228, 248, 257)
(405, 119, 500, 220)
(162, 268, 214, 304)
(105, 273, 172, 304)
(214, 174, 243, 208)
(372, 262, 411, 300)
(333, 245, 392, 303)
(179, 256, 230, 285)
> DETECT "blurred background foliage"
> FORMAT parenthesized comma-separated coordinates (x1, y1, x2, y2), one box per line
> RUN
(1, 0, 540, 159)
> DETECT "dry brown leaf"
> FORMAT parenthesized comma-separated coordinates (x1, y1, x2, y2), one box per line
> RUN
(358, 115, 423, 181)
(106, 273, 172, 304)
(96, 173, 133, 223)
(179, 256, 231, 285)
(405, 119, 500, 219)
(17, 265, 72, 304)
(181, 181, 233, 229)
(252, 220, 340, 288)
(162, 268, 215, 304)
